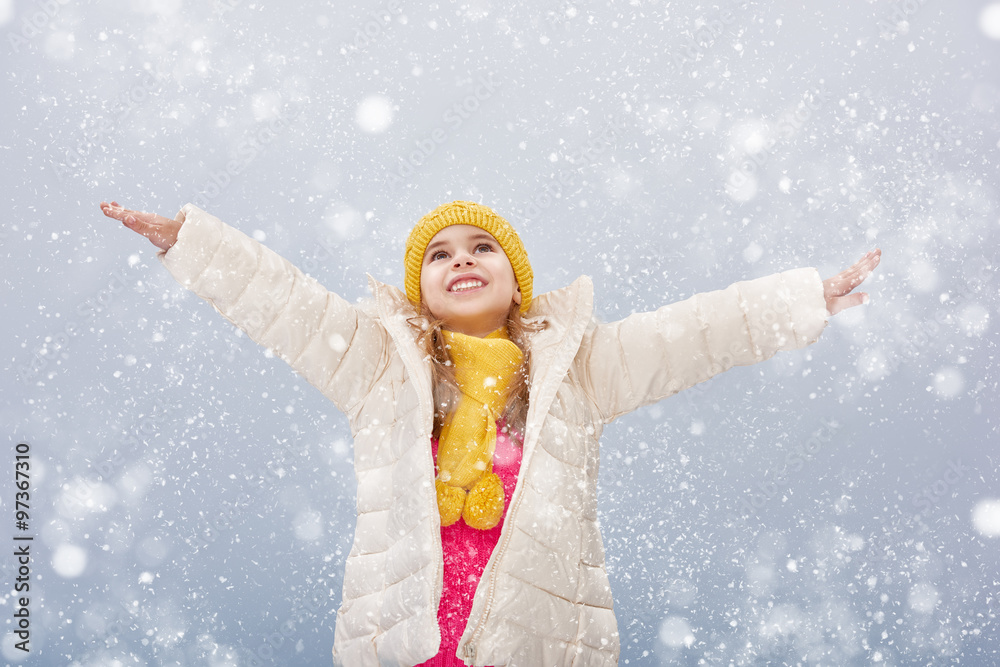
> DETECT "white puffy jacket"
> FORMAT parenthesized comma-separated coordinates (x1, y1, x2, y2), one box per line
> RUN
(157, 204, 830, 666)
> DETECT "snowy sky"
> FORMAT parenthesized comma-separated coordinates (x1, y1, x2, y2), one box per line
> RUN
(2, 0, 999, 664)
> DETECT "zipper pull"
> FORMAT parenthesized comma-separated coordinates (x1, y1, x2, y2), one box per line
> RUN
(464, 643, 476, 663)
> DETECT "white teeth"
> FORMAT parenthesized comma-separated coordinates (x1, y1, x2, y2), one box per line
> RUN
(450, 280, 484, 292)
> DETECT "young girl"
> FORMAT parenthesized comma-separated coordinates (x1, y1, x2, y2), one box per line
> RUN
(99, 199, 881, 666)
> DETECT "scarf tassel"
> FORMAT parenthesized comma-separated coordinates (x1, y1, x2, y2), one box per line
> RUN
(436, 472, 505, 530)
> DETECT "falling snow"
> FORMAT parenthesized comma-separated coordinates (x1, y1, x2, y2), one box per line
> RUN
(3, 0, 999, 665)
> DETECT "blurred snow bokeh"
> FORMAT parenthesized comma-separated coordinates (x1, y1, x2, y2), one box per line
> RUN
(972, 498, 1000, 537)
(980, 3, 1000, 39)
(355, 94, 394, 134)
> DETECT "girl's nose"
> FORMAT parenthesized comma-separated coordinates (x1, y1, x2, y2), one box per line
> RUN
(453, 254, 476, 267)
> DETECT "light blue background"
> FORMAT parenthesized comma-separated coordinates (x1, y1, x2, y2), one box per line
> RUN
(2, 0, 998, 664)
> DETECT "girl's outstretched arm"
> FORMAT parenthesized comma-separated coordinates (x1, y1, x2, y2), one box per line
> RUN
(575, 249, 882, 423)
(98, 200, 389, 419)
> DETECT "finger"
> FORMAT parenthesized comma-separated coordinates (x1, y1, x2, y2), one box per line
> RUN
(850, 252, 877, 272)
(123, 214, 149, 236)
(824, 250, 881, 301)
(101, 202, 127, 219)
(124, 212, 148, 227)
(852, 248, 879, 264)
(857, 252, 880, 277)
(828, 292, 868, 316)
(827, 267, 872, 300)
(107, 206, 150, 227)
(102, 204, 124, 220)
(841, 253, 880, 285)
(842, 269, 873, 294)
(845, 292, 868, 312)
(857, 250, 880, 270)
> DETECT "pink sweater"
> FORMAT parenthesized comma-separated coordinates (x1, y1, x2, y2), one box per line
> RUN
(418, 421, 523, 667)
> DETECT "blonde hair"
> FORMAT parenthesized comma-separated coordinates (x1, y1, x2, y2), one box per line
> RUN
(407, 301, 546, 441)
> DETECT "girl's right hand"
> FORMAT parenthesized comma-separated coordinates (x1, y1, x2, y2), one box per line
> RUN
(99, 200, 183, 251)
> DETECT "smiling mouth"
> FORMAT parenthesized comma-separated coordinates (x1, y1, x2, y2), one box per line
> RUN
(449, 279, 486, 293)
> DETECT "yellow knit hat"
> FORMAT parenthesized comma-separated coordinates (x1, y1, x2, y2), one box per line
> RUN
(404, 200, 533, 313)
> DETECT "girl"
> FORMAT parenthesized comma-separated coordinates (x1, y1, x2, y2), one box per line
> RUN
(99, 199, 881, 666)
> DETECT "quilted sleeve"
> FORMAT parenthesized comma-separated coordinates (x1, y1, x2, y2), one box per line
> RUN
(156, 203, 389, 417)
(576, 267, 829, 424)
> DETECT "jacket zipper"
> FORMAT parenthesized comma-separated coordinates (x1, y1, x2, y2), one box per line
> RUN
(462, 430, 530, 660)
(464, 328, 560, 660)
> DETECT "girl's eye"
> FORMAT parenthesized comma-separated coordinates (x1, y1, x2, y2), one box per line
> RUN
(429, 244, 491, 262)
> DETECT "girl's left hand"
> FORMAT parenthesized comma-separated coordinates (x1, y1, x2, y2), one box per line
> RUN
(823, 248, 881, 316)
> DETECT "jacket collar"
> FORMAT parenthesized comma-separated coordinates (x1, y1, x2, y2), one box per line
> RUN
(516, 276, 595, 466)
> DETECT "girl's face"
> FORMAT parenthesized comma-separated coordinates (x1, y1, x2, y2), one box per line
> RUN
(419, 224, 522, 338)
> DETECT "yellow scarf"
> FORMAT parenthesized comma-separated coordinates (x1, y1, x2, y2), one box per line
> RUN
(435, 327, 523, 530)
